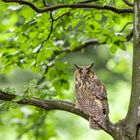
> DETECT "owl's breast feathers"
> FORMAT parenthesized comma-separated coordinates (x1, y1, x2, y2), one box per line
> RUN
(75, 77, 109, 115)
(74, 65, 109, 129)
(75, 77, 107, 99)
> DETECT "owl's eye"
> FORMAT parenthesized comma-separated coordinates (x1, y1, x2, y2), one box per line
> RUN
(78, 69, 83, 74)
(86, 70, 90, 74)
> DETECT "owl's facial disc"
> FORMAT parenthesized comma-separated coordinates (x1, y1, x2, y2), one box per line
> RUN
(75, 64, 94, 81)
(82, 69, 90, 81)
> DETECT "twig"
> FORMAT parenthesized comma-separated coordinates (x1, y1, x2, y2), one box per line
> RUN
(122, 0, 133, 7)
(120, 22, 133, 32)
(64, 39, 100, 52)
(37, 39, 100, 84)
(112, 0, 116, 8)
(42, 0, 49, 7)
(37, 61, 54, 84)
(17, 114, 46, 140)
(2, 0, 133, 14)
(35, 12, 54, 60)
(126, 29, 133, 41)
(37, 30, 133, 84)
(35, 11, 70, 61)
(78, 0, 98, 4)
(53, 12, 70, 21)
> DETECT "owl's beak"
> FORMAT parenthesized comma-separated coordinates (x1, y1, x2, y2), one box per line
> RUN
(82, 75, 88, 81)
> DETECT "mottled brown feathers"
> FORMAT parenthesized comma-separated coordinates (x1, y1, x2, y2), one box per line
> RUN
(74, 64, 109, 130)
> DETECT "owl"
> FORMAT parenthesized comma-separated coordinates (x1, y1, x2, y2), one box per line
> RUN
(74, 63, 109, 130)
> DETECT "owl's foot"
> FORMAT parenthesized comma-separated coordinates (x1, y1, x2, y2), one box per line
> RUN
(75, 101, 81, 109)
(75, 104, 80, 110)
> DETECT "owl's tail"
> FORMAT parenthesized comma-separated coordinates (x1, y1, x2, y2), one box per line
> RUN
(89, 115, 107, 130)
(89, 116, 101, 130)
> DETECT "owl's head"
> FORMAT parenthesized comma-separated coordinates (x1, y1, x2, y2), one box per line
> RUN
(74, 63, 94, 81)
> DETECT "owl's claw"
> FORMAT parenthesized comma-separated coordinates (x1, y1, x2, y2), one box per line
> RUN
(75, 104, 80, 110)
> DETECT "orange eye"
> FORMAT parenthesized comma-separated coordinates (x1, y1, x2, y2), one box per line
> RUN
(78, 70, 83, 75)
(86, 70, 90, 74)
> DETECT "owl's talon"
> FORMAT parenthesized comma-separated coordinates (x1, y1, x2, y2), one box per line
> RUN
(75, 105, 80, 110)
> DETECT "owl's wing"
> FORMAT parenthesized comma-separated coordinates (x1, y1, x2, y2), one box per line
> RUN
(75, 81, 96, 114)
(93, 78, 109, 115)
(93, 78, 107, 99)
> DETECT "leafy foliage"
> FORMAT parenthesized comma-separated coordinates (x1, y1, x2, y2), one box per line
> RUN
(0, 0, 133, 139)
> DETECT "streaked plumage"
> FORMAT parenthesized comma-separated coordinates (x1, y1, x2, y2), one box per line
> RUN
(74, 63, 109, 130)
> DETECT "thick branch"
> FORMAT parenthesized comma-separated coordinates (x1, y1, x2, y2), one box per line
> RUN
(2, 0, 133, 13)
(0, 91, 88, 120)
(125, 0, 140, 139)
(0, 91, 116, 136)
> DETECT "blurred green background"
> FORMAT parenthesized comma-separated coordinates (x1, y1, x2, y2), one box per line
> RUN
(0, 0, 133, 140)
(0, 46, 132, 140)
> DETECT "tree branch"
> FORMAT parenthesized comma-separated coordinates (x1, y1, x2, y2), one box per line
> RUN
(17, 114, 47, 140)
(2, 0, 133, 14)
(0, 91, 116, 136)
(42, 0, 49, 7)
(35, 12, 54, 60)
(53, 12, 70, 21)
(0, 91, 88, 120)
(78, 0, 98, 4)
(35, 11, 70, 63)
(122, 0, 133, 7)
(120, 22, 133, 32)
(37, 30, 133, 84)
(126, 29, 133, 41)
(37, 39, 100, 84)
(125, 0, 140, 138)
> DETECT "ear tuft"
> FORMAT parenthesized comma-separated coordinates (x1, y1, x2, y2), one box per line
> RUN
(88, 63, 94, 69)
(74, 64, 81, 69)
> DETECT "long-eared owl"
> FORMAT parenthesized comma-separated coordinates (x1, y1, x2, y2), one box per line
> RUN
(74, 63, 109, 130)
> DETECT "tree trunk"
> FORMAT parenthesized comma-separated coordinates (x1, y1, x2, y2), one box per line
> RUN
(110, 0, 140, 139)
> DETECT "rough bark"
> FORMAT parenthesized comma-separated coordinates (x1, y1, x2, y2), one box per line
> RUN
(126, 0, 140, 139)
(112, 0, 140, 139)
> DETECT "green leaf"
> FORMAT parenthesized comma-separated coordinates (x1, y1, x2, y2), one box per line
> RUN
(12, 96, 23, 102)
(61, 79, 69, 90)
(93, 21, 101, 30)
(55, 61, 65, 71)
(110, 44, 117, 54)
(3, 87, 16, 94)
(0, 102, 10, 111)
(94, 13, 102, 21)
(29, 79, 37, 87)
(119, 43, 126, 50)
